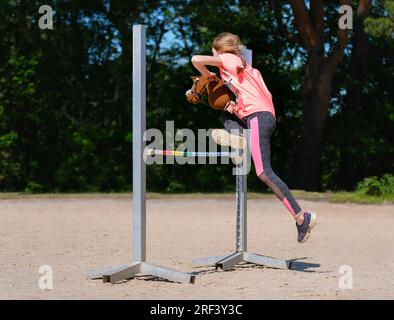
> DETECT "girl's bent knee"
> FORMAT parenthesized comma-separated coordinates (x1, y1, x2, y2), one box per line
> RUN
(258, 172, 270, 183)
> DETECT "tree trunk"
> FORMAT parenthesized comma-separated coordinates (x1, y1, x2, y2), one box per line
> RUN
(289, 0, 354, 191)
(337, 7, 371, 190)
(295, 51, 332, 191)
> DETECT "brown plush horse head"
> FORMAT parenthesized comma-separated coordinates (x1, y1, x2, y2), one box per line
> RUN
(185, 75, 235, 110)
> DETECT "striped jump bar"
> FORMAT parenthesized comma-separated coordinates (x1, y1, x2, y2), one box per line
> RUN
(146, 149, 239, 158)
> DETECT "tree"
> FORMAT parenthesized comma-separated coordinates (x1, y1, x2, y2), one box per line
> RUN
(272, 1, 372, 191)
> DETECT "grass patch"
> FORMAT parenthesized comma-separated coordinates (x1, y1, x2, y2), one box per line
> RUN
(0, 190, 392, 205)
(0, 192, 132, 200)
(330, 192, 394, 204)
(331, 174, 394, 204)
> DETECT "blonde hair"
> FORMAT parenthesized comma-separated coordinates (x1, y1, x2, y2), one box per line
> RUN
(212, 32, 246, 74)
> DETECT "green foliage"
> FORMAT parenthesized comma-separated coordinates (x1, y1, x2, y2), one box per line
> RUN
(166, 181, 186, 193)
(25, 181, 44, 193)
(365, 0, 394, 39)
(0, 1, 392, 194)
(0, 131, 22, 188)
(356, 174, 394, 198)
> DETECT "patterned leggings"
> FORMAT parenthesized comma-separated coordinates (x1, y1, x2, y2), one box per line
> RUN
(220, 111, 303, 217)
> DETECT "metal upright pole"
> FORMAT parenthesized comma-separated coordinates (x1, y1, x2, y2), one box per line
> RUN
(236, 168, 247, 252)
(88, 25, 195, 284)
(132, 24, 146, 262)
(237, 47, 252, 253)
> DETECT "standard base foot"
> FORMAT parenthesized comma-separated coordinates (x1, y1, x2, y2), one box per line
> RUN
(88, 262, 195, 284)
(192, 251, 291, 271)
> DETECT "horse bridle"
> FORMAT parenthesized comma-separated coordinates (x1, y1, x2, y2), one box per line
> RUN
(191, 77, 210, 102)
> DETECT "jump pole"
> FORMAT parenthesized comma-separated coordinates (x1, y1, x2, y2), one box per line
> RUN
(87, 24, 195, 284)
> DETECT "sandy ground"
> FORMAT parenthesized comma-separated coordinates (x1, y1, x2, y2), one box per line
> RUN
(0, 194, 393, 300)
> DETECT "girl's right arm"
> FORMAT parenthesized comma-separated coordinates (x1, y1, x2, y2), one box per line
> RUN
(224, 101, 238, 114)
(191, 55, 222, 81)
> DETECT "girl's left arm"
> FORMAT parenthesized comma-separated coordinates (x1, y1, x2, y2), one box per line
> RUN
(191, 55, 222, 78)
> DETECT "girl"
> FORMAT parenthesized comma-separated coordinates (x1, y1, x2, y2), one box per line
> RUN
(191, 32, 317, 243)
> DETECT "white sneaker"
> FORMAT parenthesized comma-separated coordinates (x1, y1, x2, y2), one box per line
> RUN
(211, 129, 246, 150)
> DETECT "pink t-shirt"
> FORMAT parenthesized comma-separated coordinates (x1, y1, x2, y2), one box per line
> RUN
(218, 53, 275, 119)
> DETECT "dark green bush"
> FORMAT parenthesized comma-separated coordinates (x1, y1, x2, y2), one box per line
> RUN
(356, 174, 394, 197)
